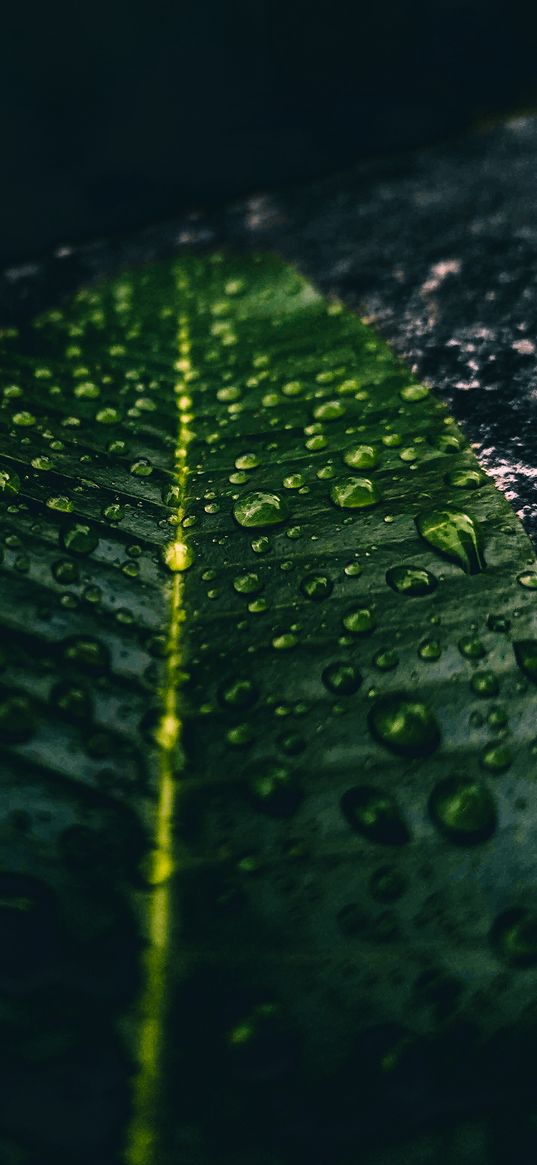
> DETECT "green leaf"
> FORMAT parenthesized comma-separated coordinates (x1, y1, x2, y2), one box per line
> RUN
(1, 251, 537, 1163)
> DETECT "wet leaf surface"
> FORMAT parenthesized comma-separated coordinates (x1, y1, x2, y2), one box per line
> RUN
(2, 247, 537, 1163)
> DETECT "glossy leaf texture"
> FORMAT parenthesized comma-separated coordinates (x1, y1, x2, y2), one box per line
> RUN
(1, 252, 537, 1164)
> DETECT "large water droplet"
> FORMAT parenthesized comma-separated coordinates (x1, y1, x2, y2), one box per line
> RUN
(330, 476, 380, 510)
(340, 786, 410, 844)
(415, 509, 485, 574)
(386, 565, 437, 597)
(233, 491, 288, 529)
(428, 775, 496, 844)
(368, 693, 440, 757)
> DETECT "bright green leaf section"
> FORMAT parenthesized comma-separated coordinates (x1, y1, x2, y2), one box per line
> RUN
(1, 253, 537, 1164)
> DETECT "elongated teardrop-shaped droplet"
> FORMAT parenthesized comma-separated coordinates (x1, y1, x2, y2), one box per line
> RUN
(368, 693, 440, 757)
(233, 491, 288, 528)
(513, 640, 537, 684)
(428, 775, 496, 845)
(415, 509, 485, 575)
(340, 785, 409, 845)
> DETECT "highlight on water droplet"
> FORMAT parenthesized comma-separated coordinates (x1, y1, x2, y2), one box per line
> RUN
(415, 509, 485, 575)
(163, 540, 194, 572)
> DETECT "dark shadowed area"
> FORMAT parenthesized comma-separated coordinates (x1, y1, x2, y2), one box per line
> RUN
(2, 0, 537, 263)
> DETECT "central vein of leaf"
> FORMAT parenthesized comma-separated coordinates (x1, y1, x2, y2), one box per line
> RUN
(125, 267, 194, 1165)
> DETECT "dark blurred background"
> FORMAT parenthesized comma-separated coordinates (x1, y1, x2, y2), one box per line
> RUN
(2, 0, 537, 265)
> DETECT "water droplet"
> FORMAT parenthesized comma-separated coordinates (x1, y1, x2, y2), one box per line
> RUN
(235, 452, 259, 471)
(418, 637, 442, 661)
(518, 571, 537, 589)
(313, 399, 346, 421)
(60, 521, 99, 556)
(490, 908, 537, 967)
(218, 678, 259, 710)
(233, 491, 288, 529)
(245, 762, 302, 817)
(63, 636, 109, 671)
(0, 467, 20, 494)
(471, 671, 499, 697)
(163, 540, 194, 572)
(480, 742, 512, 774)
(400, 384, 429, 402)
(445, 467, 485, 490)
(130, 457, 153, 477)
(514, 640, 537, 684)
(233, 572, 263, 595)
(368, 694, 440, 756)
(386, 565, 437, 597)
(343, 444, 378, 470)
(46, 495, 74, 513)
(322, 661, 362, 695)
(369, 865, 407, 902)
(486, 614, 510, 633)
(300, 573, 333, 601)
(415, 509, 485, 575)
(428, 775, 496, 844)
(51, 680, 93, 721)
(13, 411, 36, 427)
(52, 558, 80, 585)
(458, 635, 487, 660)
(0, 693, 36, 742)
(330, 476, 380, 510)
(341, 786, 409, 844)
(373, 649, 399, 670)
(343, 607, 376, 634)
(96, 407, 121, 425)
